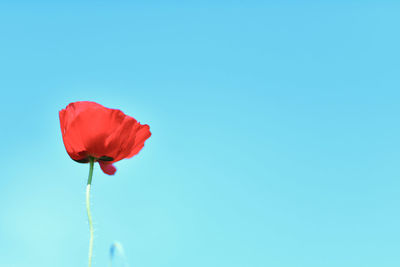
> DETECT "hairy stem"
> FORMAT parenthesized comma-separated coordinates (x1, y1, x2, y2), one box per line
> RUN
(86, 157, 95, 267)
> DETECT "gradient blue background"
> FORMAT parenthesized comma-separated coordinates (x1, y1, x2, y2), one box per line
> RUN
(0, 2, 399, 267)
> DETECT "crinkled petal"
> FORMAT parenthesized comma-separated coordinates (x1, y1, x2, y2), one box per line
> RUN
(103, 116, 137, 160)
(127, 124, 152, 158)
(113, 123, 151, 162)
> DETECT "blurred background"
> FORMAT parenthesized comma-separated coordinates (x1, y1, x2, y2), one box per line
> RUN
(0, 1, 399, 267)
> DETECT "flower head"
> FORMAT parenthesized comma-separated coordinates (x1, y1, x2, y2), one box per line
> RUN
(59, 101, 151, 175)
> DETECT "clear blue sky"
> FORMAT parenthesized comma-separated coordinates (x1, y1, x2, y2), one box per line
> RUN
(0, 2, 399, 267)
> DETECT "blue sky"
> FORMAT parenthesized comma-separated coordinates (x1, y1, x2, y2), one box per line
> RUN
(0, 1, 400, 267)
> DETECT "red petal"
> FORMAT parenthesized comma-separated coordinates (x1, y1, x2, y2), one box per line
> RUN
(61, 102, 126, 159)
(59, 101, 151, 166)
(127, 124, 152, 158)
(104, 116, 137, 159)
(113, 123, 151, 162)
(98, 161, 117, 175)
(59, 109, 86, 161)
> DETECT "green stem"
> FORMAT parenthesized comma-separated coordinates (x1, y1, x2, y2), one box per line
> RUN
(86, 157, 95, 267)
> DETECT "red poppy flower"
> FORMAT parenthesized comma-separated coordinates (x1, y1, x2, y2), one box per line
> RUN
(59, 101, 151, 175)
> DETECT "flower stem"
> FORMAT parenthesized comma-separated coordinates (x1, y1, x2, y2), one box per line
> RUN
(86, 157, 95, 267)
